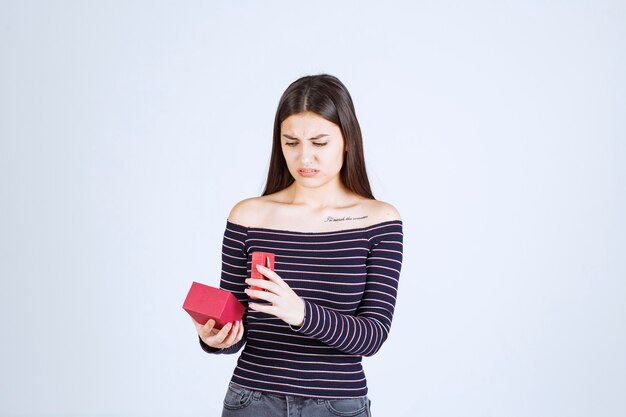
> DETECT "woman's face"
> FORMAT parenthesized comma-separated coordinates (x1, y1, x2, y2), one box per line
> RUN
(280, 112, 346, 190)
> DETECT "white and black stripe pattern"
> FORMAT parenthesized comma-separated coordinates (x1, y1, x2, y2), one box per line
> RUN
(200, 220, 403, 399)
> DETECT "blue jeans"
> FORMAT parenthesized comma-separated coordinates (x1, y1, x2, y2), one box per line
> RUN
(221, 383, 372, 417)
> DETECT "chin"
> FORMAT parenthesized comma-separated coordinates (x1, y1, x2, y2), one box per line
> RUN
(296, 179, 322, 188)
(294, 177, 327, 188)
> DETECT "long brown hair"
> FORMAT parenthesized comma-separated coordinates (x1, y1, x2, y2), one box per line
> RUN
(262, 74, 374, 199)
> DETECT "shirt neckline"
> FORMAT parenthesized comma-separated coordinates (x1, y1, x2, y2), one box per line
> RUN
(226, 219, 402, 235)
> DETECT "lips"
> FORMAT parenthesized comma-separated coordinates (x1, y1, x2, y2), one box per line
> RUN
(297, 168, 319, 177)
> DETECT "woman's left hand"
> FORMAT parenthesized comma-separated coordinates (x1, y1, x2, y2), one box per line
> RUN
(245, 264, 305, 327)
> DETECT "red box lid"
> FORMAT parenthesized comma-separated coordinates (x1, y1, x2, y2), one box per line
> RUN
(182, 281, 245, 329)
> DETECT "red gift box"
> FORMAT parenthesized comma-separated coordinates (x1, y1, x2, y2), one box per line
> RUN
(183, 281, 245, 329)
(250, 252, 275, 298)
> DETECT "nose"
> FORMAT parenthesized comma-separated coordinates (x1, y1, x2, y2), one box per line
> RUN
(300, 144, 314, 165)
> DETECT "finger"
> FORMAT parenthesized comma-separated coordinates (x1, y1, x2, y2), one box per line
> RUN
(235, 320, 244, 343)
(245, 278, 281, 294)
(255, 264, 287, 286)
(212, 322, 233, 345)
(249, 302, 277, 316)
(245, 287, 279, 304)
(201, 319, 216, 335)
(221, 321, 239, 347)
(244, 280, 282, 296)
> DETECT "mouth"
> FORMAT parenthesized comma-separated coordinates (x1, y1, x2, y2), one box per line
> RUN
(297, 168, 319, 177)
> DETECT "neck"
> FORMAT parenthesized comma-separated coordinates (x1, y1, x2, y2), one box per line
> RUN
(286, 179, 351, 209)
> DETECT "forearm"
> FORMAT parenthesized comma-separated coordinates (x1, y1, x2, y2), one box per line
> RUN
(292, 300, 390, 356)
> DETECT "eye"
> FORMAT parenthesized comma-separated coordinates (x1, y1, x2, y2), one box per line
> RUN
(313, 142, 328, 147)
(284, 142, 298, 147)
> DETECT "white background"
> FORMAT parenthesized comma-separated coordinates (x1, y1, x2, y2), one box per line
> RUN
(1, 1, 625, 416)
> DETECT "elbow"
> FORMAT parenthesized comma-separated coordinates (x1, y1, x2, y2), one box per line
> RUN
(361, 332, 389, 357)
(345, 316, 392, 357)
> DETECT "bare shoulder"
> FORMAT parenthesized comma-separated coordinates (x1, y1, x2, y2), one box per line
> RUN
(227, 196, 274, 227)
(363, 199, 402, 225)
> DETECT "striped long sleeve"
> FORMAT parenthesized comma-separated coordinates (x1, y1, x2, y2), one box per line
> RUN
(293, 225, 403, 356)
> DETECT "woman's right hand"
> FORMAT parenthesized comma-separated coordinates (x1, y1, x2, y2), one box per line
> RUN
(192, 318, 244, 349)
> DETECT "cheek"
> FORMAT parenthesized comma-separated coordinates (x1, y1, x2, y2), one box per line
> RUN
(282, 148, 298, 168)
(332, 147, 346, 167)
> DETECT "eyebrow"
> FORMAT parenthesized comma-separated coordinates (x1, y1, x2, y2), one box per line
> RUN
(282, 134, 329, 141)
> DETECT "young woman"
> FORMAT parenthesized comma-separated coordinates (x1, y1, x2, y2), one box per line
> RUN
(192, 74, 403, 417)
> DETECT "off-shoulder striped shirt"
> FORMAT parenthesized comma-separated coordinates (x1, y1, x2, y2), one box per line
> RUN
(200, 220, 403, 399)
